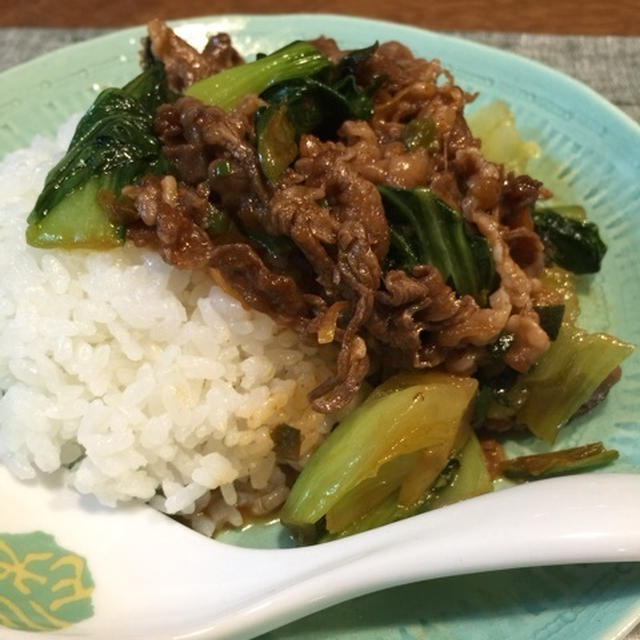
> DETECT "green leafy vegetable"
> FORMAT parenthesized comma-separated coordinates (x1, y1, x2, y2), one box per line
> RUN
(280, 372, 477, 543)
(243, 228, 297, 263)
(333, 42, 378, 79)
(204, 204, 235, 235)
(252, 42, 379, 182)
(213, 160, 233, 177)
(501, 442, 619, 480)
(379, 186, 495, 300)
(426, 432, 493, 509)
(184, 41, 331, 110)
(509, 323, 633, 442)
(466, 100, 539, 174)
(326, 431, 493, 540)
(255, 62, 377, 182)
(533, 207, 607, 274)
(329, 74, 376, 121)
(26, 61, 171, 249)
(490, 333, 515, 359)
(534, 304, 565, 340)
(272, 424, 302, 461)
(485, 367, 520, 407)
(256, 77, 369, 182)
(471, 386, 493, 428)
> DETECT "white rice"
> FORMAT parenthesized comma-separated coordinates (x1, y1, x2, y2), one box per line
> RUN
(0, 117, 335, 533)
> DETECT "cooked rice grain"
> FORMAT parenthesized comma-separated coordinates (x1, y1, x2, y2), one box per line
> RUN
(0, 117, 335, 533)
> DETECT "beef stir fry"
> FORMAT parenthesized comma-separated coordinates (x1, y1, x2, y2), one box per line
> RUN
(111, 23, 556, 414)
(25, 21, 633, 540)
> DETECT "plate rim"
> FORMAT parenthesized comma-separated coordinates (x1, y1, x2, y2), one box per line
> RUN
(1, 12, 639, 156)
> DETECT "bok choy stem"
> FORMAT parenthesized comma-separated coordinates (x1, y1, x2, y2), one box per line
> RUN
(184, 41, 331, 110)
(280, 372, 477, 543)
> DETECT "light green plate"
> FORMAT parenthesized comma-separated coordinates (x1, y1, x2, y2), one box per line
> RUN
(1, 13, 639, 640)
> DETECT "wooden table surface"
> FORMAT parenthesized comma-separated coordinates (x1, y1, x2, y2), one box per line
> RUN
(1, 0, 639, 34)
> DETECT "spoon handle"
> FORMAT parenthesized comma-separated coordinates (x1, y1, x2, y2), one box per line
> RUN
(224, 474, 640, 640)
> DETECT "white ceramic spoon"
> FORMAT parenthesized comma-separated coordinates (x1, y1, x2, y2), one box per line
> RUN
(2, 468, 640, 640)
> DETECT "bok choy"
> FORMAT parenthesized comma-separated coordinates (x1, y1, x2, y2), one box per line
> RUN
(510, 323, 633, 442)
(533, 206, 607, 274)
(280, 372, 478, 543)
(254, 43, 378, 182)
(379, 186, 495, 301)
(26, 61, 171, 249)
(184, 41, 331, 110)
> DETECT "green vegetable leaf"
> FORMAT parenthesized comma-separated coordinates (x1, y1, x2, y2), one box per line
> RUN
(27, 61, 171, 249)
(245, 227, 297, 263)
(533, 304, 565, 341)
(331, 74, 374, 121)
(256, 73, 375, 182)
(204, 204, 235, 235)
(280, 372, 477, 543)
(490, 333, 515, 359)
(379, 186, 495, 301)
(511, 323, 634, 442)
(334, 42, 378, 79)
(272, 424, 302, 461)
(324, 431, 493, 540)
(253, 43, 378, 182)
(533, 207, 607, 274)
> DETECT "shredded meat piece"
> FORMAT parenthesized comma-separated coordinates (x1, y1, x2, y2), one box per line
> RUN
(147, 19, 243, 92)
(502, 311, 550, 373)
(209, 244, 322, 331)
(337, 120, 435, 188)
(156, 96, 270, 232)
(504, 226, 545, 275)
(575, 366, 622, 417)
(367, 269, 511, 373)
(201, 32, 244, 70)
(472, 211, 538, 310)
(435, 288, 512, 349)
(454, 147, 503, 218)
(479, 438, 506, 480)
(291, 136, 389, 262)
(309, 36, 344, 64)
(309, 335, 370, 413)
(368, 267, 451, 369)
(360, 40, 475, 155)
(122, 175, 214, 269)
(500, 173, 543, 224)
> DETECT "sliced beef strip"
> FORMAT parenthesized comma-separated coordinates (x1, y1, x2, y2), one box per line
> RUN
(122, 174, 214, 269)
(147, 19, 243, 92)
